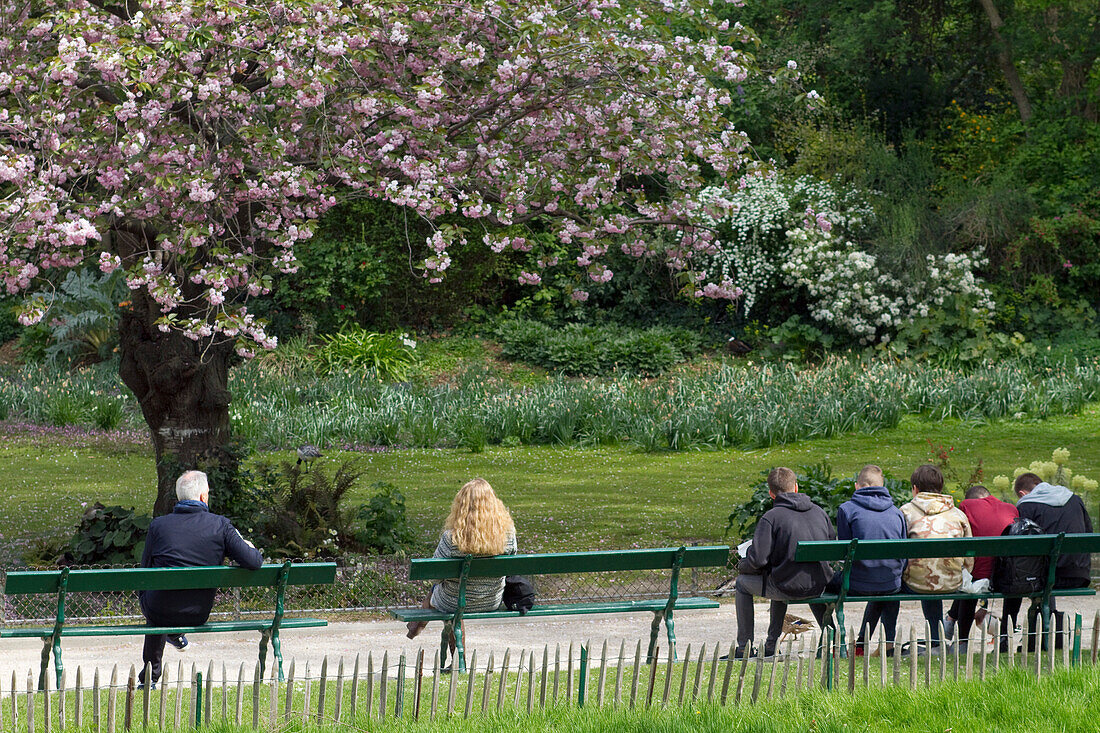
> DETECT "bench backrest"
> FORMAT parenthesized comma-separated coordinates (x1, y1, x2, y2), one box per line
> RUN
(794, 534, 1100, 562)
(3, 563, 337, 595)
(409, 546, 730, 581)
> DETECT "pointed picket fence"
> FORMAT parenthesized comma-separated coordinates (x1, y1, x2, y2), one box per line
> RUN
(0, 611, 1095, 731)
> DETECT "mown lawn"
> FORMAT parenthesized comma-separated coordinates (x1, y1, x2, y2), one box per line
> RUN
(2, 402, 1098, 557)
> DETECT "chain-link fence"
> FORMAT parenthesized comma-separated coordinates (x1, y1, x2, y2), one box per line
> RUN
(0, 557, 731, 626)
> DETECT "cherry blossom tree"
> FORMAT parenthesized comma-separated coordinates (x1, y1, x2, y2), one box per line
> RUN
(1, 0, 765, 513)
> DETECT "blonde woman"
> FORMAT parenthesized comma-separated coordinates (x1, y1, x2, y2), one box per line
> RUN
(406, 478, 518, 639)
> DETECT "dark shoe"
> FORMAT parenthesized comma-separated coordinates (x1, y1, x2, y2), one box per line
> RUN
(166, 634, 188, 651)
(719, 646, 755, 661)
(406, 621, 427, 640)
(137, 683, 157, 691)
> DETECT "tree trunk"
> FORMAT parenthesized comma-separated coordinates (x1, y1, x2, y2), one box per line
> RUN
(112, 229, 236, 516)
(976, 0, 1033, 123)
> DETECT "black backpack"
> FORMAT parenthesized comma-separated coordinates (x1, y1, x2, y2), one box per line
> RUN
(992, 517, 1047, 594)
(503, 575, 536, 615)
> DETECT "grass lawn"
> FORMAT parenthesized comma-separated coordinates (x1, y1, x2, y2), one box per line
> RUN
(2, 402, 1098, 558)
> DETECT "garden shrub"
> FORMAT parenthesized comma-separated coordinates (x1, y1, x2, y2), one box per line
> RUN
(725, 463, 910, 539)
(250, 459, 365, 559)
(69, 503, 152, 565)
(26, 268, 127, 366)
(495, 319, 702, 376)
(349, 482, 415, 555)
(991, 448, 1099, 496)
(314, 328, 418, 381)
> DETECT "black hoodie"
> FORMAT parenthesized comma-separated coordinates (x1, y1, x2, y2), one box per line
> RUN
(739, 492, 836, 598)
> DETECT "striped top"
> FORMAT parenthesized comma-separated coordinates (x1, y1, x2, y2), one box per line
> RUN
(429, 529, 518, 613)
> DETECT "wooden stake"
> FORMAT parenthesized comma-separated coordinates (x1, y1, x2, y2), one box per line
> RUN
(496, 649, 509, 711)
(463, 650, 476, 718)
(379, 652, 388, 721)
(430, 651, 440, 720)
(706, 642, 720, 702)
(630, 640, 642, 710)
(481, 652, 493, 713)
(334, 656, 344, 724)
(676, 644, 691, 705)
(349, 655, 360, 723)
(317, 656, 328, 723)
(235, 663, 245, 726)
(106, 665, 118, 733)
(284, 660, 295, 723)
(539, 645, 548, 710)
(614, 640, 626, 708)
(720, 642, 735, 705)
(598, 639, 609, 707)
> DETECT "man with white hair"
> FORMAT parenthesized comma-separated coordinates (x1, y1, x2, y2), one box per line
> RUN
(138, 470, 263, 688)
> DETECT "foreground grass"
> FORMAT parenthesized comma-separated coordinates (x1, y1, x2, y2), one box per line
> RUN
(2, 404, 1098, 557)
(87, 665, 1100, 733)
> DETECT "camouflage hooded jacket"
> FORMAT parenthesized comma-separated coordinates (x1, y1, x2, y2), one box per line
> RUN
(900, 492, 974, 593)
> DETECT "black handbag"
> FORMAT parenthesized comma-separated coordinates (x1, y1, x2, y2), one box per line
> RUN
(503, 575, 536, 614)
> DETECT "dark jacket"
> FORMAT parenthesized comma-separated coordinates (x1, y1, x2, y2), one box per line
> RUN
(739, 492, 835, 598)
(1017, 483, 1093, 585)
(837, 486, 908, 592)
(141, 501, 264, 620)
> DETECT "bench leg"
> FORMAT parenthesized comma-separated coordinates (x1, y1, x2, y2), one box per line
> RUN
(647, 611, 663, 664)
(440, 623, 451, 671)
(258, 629, 271, 682)
(834, 603, 848, 659)
(271, 628, 286, 682)
(453, 622, 466, 674)
(38, 636, 52, 691)
(664, 608, 677, 662)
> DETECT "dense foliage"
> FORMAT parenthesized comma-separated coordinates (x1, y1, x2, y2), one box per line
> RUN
(495, 319, 703, 376)
(69, 503, 151, 565)
(725, 463, 911, 539)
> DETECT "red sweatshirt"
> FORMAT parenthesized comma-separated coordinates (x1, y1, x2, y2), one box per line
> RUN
(959, 495, 1020, 579)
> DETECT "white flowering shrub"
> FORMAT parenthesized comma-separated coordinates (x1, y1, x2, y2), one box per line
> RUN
(699, 174, 996, 344)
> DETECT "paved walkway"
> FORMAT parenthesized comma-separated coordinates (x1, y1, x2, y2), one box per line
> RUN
(4, 597, 1096, 683)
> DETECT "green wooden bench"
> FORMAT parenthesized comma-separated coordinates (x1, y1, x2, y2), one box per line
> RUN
(391, 546, 729, 672)
(2, 561, 336, 689)
(793, 533, 1100, 650)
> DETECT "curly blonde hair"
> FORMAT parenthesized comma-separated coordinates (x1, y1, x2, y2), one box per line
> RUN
(444, 478, 514, 555)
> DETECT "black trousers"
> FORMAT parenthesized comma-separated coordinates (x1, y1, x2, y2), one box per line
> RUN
(139, 597, 209, 684)
(1001, 578, 1090, 652)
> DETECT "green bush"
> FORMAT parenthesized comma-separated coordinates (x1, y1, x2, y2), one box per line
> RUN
(725, 463, 910, 539)
(69, 503, 152, 565)
(350, 482, 415, 555)
(251, 459, 365, 559)
(315, 329, 418, 381)
(495, 319, 702, 376)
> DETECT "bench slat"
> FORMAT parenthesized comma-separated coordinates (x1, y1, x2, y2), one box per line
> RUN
(391, 596, 719, 622)
(1, 617, 328, 639)
(408, 546, 730, 580)
(4, 563, 338, 595)
(794, 534, 1100, 562)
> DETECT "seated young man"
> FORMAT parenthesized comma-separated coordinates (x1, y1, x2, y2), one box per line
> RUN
(733, 467, 835, 658)
(900, 464, 973, 653)
(947, 484, 1018, 651)
(1012, 472, 1093, 650)
(836, 464, 908, 656)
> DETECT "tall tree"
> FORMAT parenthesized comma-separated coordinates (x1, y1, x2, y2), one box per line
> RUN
(1, 0, 774, 512)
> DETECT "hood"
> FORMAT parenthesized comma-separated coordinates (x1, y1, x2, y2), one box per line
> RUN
(850, 486, 896, 512)
(773, 492, 815, 512)
(909, 492, 955, 516)
(173, 500, 210, 514)
(1017, 482, 1074, 507)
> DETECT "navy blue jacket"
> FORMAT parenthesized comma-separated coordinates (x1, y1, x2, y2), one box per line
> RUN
(836, 487, 908, 593)
(140, 501, 264, 620)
